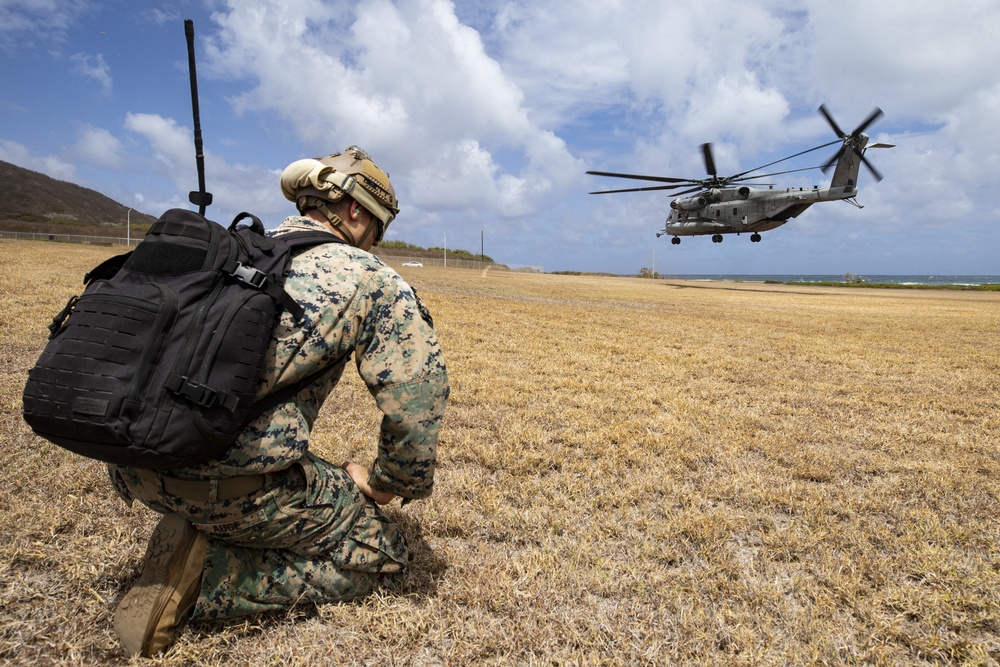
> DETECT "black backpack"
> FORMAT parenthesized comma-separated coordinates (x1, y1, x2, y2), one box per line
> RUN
(22, 208, 343, 469)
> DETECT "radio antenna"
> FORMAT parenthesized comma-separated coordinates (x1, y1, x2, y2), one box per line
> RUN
(185, 19, 212, 214)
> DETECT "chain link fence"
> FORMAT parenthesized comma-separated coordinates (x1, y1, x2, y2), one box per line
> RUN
(0, 230, 515, 271)
(0, 230, 135, 246)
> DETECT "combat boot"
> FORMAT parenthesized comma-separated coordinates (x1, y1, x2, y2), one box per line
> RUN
(113, 513, 208, 657)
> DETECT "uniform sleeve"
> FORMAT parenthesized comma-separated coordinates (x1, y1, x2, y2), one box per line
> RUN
(353, 271, 449, 499)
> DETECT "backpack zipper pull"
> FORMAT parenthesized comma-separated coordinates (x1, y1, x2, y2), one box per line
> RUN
(48, 295, 78, 338)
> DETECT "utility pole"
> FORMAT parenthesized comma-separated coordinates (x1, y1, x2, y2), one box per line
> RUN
(127, 207, 133, 246)
(443, 231, 447, 268)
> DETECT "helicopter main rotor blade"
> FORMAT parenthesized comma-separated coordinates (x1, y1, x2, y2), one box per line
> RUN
(585, 170, 694, 184)
(819, 104, 846, 138)
(852, 107, 884, 137)
(672, 185, 709, 196)
(588, 183, 698, 195)
(733, 165, 825, 181)
(729, 139, 841, 181)
(702, 143, 717, 178)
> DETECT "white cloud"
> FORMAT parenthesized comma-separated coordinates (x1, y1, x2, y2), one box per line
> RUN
(202, 0, 579, 219)
(490, 1, 632, 125)
(676, 73, 789, 151)
(123, 112, 287, 223)
(804, 0, 1000, 118)
(70, 52, 112, 94)
(838, 78, 1000, 241)
(139, 7, 181, 26)
(0, 0, 92, 50)
(123, 113, 192, 176)
(478, 0, 800, 183)
(0, 139, 77, 181)
(66, 125, 122, 168)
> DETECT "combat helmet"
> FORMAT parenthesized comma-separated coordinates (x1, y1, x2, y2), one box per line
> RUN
(280, 146, 399, 246)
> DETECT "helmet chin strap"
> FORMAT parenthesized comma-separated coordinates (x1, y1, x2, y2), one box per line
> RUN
(299, 196, 382, 249)
(355, 214, 378, 248)
(299, 196, 358, 247)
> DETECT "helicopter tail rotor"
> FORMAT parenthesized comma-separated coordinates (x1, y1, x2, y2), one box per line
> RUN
(819, 104, 847, 139)
(819, 105, 888, 182)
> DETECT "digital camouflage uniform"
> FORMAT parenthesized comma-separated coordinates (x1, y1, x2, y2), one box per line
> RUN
(109, 215, 449, 619)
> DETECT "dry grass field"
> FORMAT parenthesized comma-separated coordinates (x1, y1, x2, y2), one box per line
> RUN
(1, 239, 998, 666)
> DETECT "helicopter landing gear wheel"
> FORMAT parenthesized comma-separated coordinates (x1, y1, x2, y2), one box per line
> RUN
(712, 234, 723, 243)
(671, 236, 681, 245)
(751, 233, 761, 243)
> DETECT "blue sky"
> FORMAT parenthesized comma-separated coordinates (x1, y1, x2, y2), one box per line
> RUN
(1, 0, 998, 275)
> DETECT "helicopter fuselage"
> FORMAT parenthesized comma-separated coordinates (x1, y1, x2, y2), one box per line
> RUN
(662, 183, 858, 237)
(587, 105, 890, 245)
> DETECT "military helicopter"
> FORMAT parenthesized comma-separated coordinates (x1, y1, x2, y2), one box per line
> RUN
(587, 105, 894, 244)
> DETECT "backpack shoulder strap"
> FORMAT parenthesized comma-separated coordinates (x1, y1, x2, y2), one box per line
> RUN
(240, 231, 353, 426)
(220, 227, 347, 321)
(274, 229, 349, 251)
(261, 231, 349, 320)
(84, 252, 131, 285)
(242, 350, 351, 427)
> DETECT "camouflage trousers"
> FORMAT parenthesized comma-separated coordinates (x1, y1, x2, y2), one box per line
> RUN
(109, 453, 408, 620)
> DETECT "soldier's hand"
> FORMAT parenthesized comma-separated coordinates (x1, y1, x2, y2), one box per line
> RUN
(342, 461, 396, 505)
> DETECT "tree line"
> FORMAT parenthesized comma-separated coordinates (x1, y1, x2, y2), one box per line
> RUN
(378, 240, 494, 263)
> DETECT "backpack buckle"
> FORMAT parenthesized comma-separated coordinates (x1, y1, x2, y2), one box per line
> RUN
(231, 263, 267, 288)
(168, 375, 240, 411)
(193, 384, 218, 406)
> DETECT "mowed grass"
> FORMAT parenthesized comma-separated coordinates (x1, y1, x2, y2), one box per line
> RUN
(1, 239, 998, 666)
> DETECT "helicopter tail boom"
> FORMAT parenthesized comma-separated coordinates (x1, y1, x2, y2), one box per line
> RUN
(828, 135, 867, 192)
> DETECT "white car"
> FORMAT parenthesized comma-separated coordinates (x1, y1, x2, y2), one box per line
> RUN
(402, 261, 423, 267)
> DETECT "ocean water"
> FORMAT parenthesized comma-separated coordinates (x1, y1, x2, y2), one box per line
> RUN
(661, 275, 1000, 286)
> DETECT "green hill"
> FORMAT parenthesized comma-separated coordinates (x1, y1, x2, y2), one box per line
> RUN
(0, 161, 497, 263)
(0, 160, 158, 235)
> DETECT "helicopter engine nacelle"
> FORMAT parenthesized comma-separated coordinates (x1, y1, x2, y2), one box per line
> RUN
(671, 195, 708, 211)
(738, 186, 753, 198)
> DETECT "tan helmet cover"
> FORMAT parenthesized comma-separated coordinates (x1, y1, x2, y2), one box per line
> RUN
(280, 146, 398, 225)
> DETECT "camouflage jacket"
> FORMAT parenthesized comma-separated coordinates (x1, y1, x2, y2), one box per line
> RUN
(166, 216, 448, 499)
